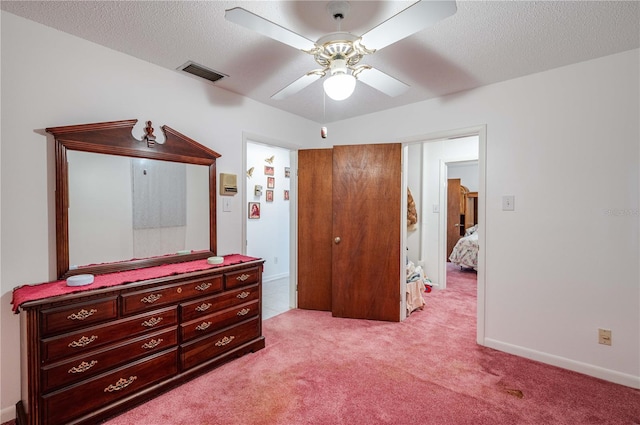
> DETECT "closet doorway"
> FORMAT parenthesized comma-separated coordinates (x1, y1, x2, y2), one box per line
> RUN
(244, 138, 297, 320)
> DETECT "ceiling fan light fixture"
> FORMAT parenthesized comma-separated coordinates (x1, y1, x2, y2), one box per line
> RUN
(323, 57, 356, 101)
(324, 73, 356, 101)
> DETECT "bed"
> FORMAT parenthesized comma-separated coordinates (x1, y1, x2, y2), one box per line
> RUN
(448, 224, 479, 270)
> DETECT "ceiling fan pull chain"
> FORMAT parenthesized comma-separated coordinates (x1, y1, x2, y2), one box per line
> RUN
(321, 86, 328, 139)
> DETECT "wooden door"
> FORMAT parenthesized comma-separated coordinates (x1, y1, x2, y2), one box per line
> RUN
(331, 144, 401, 322)
(297, 149, 333, 311)
(447, 178, 463, 260)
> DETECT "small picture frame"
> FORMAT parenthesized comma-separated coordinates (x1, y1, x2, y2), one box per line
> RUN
(285, 167, 290, 178)
(264, 166, 274, 176)
(266, 190, 274, 202)
(248, 202, 260, 219)
(284, 190, 289, 200)
(267, 177, 275, 189)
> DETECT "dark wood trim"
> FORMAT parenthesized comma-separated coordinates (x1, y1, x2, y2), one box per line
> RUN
(46, 119, 221, 279)
(15, 400, 27, 425)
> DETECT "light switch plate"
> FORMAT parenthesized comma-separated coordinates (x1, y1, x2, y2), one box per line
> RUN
(502, 195, 515, 211)
(223, 198, 231, 212)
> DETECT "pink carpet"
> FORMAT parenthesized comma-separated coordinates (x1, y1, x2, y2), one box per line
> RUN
(71, 265, 639, 424)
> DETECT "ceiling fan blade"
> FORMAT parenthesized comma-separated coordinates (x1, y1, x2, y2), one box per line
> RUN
(356, 67, 409, 97)
(360, 0, 457, 50)
(272, 72, 323, 100)
(225, 7, 315, 51)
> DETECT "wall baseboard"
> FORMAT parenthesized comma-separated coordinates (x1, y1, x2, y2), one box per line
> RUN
(262, 273, 289, 283)
(484, 338, 640, 389)
(1, 404, 16, 424)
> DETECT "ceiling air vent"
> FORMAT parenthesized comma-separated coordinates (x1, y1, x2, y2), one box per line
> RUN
(179, 61, 227, 83)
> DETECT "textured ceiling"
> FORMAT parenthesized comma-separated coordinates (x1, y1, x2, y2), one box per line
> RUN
(2, 1, 639, 124)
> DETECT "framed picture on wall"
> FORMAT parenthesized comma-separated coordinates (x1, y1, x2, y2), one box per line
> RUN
(267, 177, 275, 188)
(266, 190, 274, 202)
(248, 202, 260, 219)
(264, 165, 274, 176)
(284, 190, 289, 200)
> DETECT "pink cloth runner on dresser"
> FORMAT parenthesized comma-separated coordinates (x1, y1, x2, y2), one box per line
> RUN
(11, 254, 260, 313)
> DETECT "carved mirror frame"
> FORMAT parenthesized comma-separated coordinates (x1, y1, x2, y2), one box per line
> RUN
(47, 119, 220, 279)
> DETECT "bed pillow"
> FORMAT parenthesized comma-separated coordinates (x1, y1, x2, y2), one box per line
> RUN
(465, 224, 478, 236)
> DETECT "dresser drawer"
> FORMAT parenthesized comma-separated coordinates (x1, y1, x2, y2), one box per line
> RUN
(121, 275, 223, 315)
(42, 306, 177, 363)
(181, 317, 260, 370)
(42, 348, 178, 425)
(40, 297, 118, 337)
(180, 300, 259, 342)
(179, 284, 259, 322)
(41, 327, 177, 393)
(224, 267, 260, 290)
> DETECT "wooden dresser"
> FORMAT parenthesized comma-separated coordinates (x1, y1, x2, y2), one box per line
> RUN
(15, 258, 265, 425)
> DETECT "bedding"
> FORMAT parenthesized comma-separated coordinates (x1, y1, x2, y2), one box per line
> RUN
(448, 225, 479, 270)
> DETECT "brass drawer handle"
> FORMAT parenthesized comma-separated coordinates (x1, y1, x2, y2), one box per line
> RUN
(195, 302, 212, 312)
(141, 338, 163, 349)
(68, 360, 98, 374)
(195, 321, 212, 331)
(141, 317, 163, 327)
(215, 336, 235, 347)
(68, 335, 98, 348)
(236, 291, 250, 299)
(141, 294, 162, 304)
(195, 282, 212, 291)
(104, 376, 137, 393)
(237, 308, 251, 316)
(236, 274, 250, 282)
(67, 308, 97, 321)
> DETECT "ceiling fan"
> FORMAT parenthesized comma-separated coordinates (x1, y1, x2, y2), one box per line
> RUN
(225, 1, 457, 101)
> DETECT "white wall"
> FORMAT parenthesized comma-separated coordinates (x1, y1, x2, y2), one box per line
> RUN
(325, 49, 640, 388)
(448, 162, 479, 193)
(0, 12, 318, 422)
(245, 142, 291, 281)
(67, 151, 134, 265)
(405, 144, 423, 265)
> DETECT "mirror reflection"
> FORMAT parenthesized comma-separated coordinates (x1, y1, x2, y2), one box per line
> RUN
(67, 150, 210, 268)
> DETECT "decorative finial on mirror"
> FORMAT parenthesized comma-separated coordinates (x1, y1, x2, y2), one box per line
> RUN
(143, 121, 156, 148)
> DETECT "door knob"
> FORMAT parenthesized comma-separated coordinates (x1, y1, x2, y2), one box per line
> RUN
(334, 237, 341, 244)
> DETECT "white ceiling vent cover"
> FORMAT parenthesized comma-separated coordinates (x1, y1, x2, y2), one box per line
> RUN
(179, 61, 227, 83)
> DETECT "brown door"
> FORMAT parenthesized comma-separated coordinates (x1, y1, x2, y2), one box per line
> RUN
(297, 149, 333, 311)
(447, 178, 463, 260)
(331, 144, 401, 322)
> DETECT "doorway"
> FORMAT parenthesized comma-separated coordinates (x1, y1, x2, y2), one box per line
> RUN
(244, 138, 297, 319)
(403, 126, 485, 343)
(445, 161, 479, 265)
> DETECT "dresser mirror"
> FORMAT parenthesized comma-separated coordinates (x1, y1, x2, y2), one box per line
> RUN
(48, 119, 221, 278)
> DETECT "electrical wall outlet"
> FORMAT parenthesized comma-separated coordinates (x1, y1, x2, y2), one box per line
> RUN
(598, 328, 612, 346)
